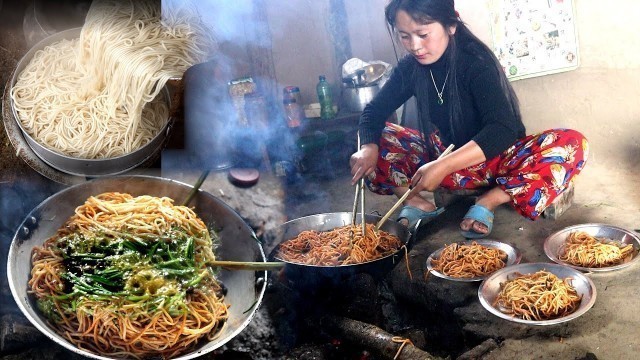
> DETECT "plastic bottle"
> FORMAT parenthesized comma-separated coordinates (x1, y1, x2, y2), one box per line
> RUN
(316, 75, 336, 120)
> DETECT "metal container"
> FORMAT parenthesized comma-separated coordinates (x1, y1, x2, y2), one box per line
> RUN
(269, 212, 414, 285)
(7, 176, 267, 360)
(10, 28, 173, 177)
(478, 262, 597, 326)
(341, 65, 391, 113)
(341, 83, 381, 113)
(543, 223, 640, 272)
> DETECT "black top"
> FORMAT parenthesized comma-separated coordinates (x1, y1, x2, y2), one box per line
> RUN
(359, 38, 526, 160)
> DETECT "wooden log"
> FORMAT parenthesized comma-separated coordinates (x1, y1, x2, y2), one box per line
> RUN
(318, 315, 442, 360)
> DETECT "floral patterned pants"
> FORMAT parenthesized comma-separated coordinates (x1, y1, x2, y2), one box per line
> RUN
(366, 123, 589, 220)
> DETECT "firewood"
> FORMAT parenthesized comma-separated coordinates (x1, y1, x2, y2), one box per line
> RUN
(318, 315, 442, 360)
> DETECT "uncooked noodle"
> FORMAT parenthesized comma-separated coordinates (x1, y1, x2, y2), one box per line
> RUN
(29, 192, 228, 359)
(558, 231, 635, 268)
(11, 0, 213, 159)
(276, 223, 402, 266)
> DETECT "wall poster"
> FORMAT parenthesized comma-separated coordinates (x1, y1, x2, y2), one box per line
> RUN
(489, 0, 579, 81)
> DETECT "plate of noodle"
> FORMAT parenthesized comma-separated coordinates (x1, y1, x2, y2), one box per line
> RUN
(544, 223, 640, 272)
(8, 176, 267, 360)
(426, 240, 521, 282)
(478, 262, 596, 325)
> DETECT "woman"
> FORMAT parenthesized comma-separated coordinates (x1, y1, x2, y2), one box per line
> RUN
(349, 0, 588, 238)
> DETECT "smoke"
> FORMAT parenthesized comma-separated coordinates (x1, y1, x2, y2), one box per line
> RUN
(160, 0, 303, 175)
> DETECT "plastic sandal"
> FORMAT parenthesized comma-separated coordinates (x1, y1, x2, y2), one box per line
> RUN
(397, 206, 445, 230)
(460, 204, 494, 239)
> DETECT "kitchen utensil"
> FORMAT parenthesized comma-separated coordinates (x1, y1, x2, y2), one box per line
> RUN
(426, 239, 522, 282)
(544, 223, 640, 272)
(7, 175, 267, 360)
(10, 28, 173, 177)
(478, 262, 596, 326)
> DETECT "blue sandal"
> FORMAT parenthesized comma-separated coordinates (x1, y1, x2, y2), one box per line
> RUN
(397, 206, 445, 230)
(460, 204, 494, 239)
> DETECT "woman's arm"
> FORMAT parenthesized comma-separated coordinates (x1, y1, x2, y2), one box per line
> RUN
(408, 140, 485, 195)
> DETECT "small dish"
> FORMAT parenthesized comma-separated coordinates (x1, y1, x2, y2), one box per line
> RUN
(426, 239, 521, 282)
(544, 223, 640, 272)
(478, 262, 597, 325)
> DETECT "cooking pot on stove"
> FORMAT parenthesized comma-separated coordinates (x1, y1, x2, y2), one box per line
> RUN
(341, 64, 391, 113)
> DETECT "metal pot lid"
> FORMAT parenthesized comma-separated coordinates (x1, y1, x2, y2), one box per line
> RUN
(343, 63, 387, 87)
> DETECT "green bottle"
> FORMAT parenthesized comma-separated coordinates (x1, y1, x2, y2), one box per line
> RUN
(316, 75, 336, 119)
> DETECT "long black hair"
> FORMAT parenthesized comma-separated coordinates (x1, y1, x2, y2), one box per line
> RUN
(384, 0, 521, 145)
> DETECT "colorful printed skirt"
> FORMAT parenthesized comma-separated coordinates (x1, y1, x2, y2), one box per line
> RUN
(366, 123, 588, 220)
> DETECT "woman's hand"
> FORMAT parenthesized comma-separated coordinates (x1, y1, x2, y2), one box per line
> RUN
(350, 143, 379, 185)
(409, 159, 451, 194)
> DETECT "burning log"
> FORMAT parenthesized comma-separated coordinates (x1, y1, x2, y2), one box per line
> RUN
(318, 315, 442, 360)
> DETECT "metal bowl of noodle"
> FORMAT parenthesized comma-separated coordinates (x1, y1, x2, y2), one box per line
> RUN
(10, 28, 173, 177)
(544, 223, 640, 272)
(7, 175, 267, 359)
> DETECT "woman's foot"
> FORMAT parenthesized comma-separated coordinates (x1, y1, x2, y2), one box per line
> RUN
(393, 188, 436, 226)
(460, 187, 511, 236)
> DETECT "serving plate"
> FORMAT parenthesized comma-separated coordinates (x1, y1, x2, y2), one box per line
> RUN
(544, 223, 640, 272)
(478, 262, 596, 326)
(426, 239, 521, 282)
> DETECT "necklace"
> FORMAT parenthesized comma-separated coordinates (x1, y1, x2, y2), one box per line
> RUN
(430, 69, 449, 105)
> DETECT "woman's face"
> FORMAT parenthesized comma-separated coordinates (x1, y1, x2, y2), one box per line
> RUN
(395, 9, 456, 65)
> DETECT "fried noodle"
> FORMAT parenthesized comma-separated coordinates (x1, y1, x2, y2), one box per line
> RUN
(29, 192, 228, 359)
(276, 223, 402, 266)
(430, 242, 508, 278)
(493, 270, 582, 321)
(558, 231, 635, 268)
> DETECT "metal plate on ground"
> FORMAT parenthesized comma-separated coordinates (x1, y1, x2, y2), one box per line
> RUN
(478, 262, 597, 326)
(426, 239, 521, 282)
(544, 223, 640, 272)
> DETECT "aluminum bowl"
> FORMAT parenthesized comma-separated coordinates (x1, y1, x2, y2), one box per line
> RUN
(478, 262, 596, 326)
(10, 28, 173, 177)
(426, 239, 522, 282)
(7, 175, 267, 360)
(544, 223, 640, 272)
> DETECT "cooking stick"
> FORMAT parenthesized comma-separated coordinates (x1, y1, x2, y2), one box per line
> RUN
(181, 170, 211, 206)
(210, 260, 286, 271)
(375, 144, 455, 230)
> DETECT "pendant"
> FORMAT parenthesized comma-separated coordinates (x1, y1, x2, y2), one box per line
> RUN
(437, 95, 444, 105)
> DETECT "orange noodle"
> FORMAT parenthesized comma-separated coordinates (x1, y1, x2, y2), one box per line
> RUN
(493, 270, 582, 321)
(276, 223, 402, 266)
(430, 241, 507, 278)
(29, 192, 228, 359)
(558, 231, 635, 268)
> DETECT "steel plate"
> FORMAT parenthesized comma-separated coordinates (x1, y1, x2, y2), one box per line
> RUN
(544, 223, 640, 272)
(478, 262, 597, 326)
(426, 239, 521, 282)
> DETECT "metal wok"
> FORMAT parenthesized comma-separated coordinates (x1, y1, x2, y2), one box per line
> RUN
(7, 175, 267, 360)
(269, 212, 415, 283)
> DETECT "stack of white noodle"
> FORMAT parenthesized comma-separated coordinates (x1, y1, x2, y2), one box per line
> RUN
(11, 0, 212, 159)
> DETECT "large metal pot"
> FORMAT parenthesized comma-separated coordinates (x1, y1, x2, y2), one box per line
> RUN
(7, 176, 267, 360)
(10, 28, 173, 177)
(269, 212, 415, 286)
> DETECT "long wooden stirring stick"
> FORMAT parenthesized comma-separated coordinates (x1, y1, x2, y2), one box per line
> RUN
(375, 144, 455, 230)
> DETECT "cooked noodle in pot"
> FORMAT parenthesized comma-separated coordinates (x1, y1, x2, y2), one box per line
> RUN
(11, 0, 213, 159)
(276, 223, 402, 266)
(29, 192, 228, 359)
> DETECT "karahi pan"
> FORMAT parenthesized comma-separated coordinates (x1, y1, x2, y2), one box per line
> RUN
(268, 212, 415, 282)
(7, 175, 267, 360)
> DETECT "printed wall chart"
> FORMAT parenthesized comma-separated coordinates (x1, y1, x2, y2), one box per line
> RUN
(490, 0, 579, 81)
